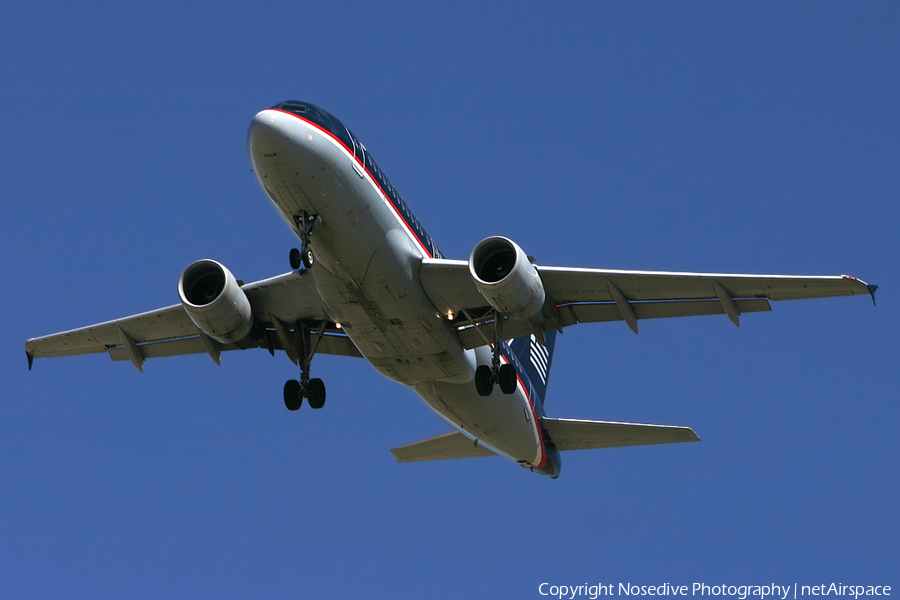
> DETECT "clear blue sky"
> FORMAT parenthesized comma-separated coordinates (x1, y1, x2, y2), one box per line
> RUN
(3, 2, 897, 598)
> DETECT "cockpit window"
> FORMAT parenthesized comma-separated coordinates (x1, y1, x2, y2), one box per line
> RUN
(271, 100, 353, 150)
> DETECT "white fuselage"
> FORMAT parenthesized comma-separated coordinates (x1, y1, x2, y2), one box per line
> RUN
(248, 107, 555, 474)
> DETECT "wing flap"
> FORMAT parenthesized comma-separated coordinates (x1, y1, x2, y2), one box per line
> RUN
(106, 331, 362, 361)
(391, 431, 497, 462)
(543, 417, 700, 451)
(454, 298, 773, 350)
(558, 297, 771, 326)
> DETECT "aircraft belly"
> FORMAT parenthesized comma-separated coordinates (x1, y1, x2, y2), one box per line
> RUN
(311, 263, 475, 386)
(414, 375, 543, 466)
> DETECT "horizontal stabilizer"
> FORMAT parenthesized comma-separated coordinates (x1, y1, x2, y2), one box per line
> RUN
(543, 417, 699, 451)
(391, 431, 496, 462)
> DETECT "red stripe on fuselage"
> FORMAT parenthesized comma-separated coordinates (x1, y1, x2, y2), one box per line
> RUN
(267, 109, 433, 259)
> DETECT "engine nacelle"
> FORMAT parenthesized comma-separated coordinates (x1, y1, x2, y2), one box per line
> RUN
(469, 236, 546, 323)
(178, 259, 253, 344)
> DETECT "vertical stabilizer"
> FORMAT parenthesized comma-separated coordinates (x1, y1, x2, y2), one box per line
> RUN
(507, 330, 557, 404)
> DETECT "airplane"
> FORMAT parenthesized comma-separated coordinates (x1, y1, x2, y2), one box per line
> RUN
(25, 100, 877, 478)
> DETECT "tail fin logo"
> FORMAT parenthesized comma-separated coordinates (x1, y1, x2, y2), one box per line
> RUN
(529, 334, 550, 384)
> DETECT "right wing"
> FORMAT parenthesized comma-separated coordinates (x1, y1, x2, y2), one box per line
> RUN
(542, 418, 700, 450)
(419, 258, 875, 348)
(26, 270, 362, 369)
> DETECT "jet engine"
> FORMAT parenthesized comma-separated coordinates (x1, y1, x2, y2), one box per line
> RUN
(468, 236, 546, 323)
(178, 259, 253, 344)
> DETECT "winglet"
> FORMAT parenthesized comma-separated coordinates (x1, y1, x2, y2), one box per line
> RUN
(26, 351, 33, 371)
(868, 284, 878, 306)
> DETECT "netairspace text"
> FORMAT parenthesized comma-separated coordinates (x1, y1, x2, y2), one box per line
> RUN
(537, 583, 892, 600)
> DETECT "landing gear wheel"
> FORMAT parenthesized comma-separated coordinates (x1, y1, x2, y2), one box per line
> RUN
(284, 379, 303, 411)
(289, 248, 302, 270)
(498, 363, 517, 394)
(302, 247, 314, 269)
(307, 378, 326, 409)
(475, 365, 494, 397)
(292, 211, 321, 270)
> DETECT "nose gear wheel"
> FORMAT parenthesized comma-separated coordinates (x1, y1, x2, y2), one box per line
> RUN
(289, 248, 302, 270)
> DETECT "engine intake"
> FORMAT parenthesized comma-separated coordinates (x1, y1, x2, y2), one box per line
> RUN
(178, 259, 253, 344)
(469, 237, 546, 323)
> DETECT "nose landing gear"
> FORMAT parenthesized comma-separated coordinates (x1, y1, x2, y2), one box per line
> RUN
(289, 211, 321, 270)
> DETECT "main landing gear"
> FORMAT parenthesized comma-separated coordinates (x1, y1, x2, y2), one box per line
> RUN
(283, 377, 325, 410)
(283, 321, 327, 411)
(289, 211, 321, 270)
(475, 363, 517, 397)
(475, 311, 518, 397)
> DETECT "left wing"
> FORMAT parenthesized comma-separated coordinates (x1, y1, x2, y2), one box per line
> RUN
(419, 259, 875, 348)
(26, 270, 362, 369)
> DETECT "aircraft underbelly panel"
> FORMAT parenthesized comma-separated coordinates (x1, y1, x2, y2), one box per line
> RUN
(415, 377, 542, 465)
(311, 263, 474, 385)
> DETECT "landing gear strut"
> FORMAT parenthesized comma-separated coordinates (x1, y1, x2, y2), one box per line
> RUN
(283, 321, 327, 411)
(289, 211, 321, 270)
(474, 311, 518, 397)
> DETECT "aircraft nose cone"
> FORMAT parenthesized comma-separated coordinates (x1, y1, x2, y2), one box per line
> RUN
(248, 109, 285, 152)
(248, 109, 301, 173)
